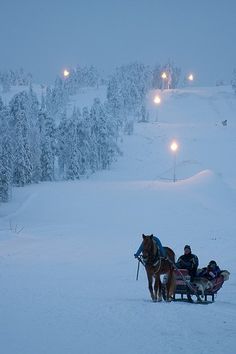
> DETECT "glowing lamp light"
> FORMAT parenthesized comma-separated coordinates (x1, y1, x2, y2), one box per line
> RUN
(170, 141, 178, 152)
(188, 74, 194, 81)
(154, 95, 161, 104)
(161, 72, 167, 79)
(63, 69, 70, 78)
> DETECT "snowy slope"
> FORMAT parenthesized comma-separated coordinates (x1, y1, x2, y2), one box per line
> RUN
(0, 85, 236, 354)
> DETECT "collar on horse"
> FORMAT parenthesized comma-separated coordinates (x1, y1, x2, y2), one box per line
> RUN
(143, 239, 163, 267)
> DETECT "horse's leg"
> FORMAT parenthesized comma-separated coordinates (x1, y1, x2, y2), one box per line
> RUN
(146, 270, 155, 301)
(154, 275, 162, 302)
(153, 275, 158, 302)
(157, 277, 162, 301)
(169, 270, 176, 300)
(166, 270, 175, 301)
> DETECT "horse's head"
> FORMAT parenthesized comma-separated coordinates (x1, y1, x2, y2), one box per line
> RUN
(142, 234, 157, 265)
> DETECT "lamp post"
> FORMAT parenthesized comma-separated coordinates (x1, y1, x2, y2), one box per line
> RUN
(170, 141, 179, 182)
(161, 72, 167, 90)
(153, 95, 161, 122)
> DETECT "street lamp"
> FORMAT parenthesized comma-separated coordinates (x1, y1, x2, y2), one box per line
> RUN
(161, 71, 171, 90)
(63, 69, 70, 78)
(161, 72, 167, 90)
(188, 73, 194, 81)
(170, 140, 179, 182)
(161, 72, 167, 79)
(153, 95, 161, 122)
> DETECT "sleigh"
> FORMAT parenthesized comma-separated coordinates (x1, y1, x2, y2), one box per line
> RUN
(173, 269, 230, 303)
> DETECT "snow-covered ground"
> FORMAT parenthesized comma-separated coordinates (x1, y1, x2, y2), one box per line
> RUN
(0, 85, 236, 354)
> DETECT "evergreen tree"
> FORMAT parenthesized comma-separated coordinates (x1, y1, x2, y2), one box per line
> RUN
(1, 72, 11, 93)
(0, 96, 4, 111)
(28, 85, 41, 183)
(81, 106, 95, 175)
(57, 111, 69, 179)
(9, 91, 33, 186)
(13, 121, 32, 186)
(107, 62, 151, 126)
(0, 106, 12, 202)
(65, 108, 80, 180)
(40, 135, 54, 181)
(0, 140, 12, 202)
(90, 98, 119, 170)
(152, 64, 162, 89)
(38, 108, 56, 181)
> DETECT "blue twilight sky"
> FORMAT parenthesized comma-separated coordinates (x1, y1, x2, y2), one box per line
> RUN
(0, 0, 235, 85)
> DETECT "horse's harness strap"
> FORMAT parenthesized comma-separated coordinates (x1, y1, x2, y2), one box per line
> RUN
(153, 258, 162, 274)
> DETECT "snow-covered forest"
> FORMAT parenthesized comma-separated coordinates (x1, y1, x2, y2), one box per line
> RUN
(1, 62, 236, 205)
(0, 62, 182, 203)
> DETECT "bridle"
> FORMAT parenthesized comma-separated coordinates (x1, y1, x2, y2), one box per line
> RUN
(142, 238, 159, 267)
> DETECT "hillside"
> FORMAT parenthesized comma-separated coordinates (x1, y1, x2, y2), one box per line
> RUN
(0, 85, 236, 354)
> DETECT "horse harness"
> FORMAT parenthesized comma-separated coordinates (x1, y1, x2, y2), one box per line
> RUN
(142, 239, 169, 274)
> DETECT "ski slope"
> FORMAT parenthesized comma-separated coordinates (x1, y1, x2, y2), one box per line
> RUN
(0, 85, 236, 354)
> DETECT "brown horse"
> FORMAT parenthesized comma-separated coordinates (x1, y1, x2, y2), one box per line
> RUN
(142, 234, 176, 302)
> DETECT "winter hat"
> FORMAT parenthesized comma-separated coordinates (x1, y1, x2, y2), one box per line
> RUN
(209, 260, 217, 266)
(184, 245, 191, 251)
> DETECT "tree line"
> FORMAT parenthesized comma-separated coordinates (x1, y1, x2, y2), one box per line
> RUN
(0, 61, 182, 203)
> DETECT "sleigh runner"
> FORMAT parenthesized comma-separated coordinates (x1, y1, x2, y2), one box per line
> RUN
(173, 268, 230, 303)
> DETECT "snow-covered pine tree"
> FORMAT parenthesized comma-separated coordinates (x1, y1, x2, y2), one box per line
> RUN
(90, 98, 104, 170)
(107, 75, 124, 128)
(1, 72, 11, 93)
(0, 104, 12, 202)
(45, 78, 68, 121)
(9, 91, 33, 186)
(40, 135, 54, 181)
(54, 76, 69, 116)
(57, 111, 69, 179)
(107, 62, 151, 127)
(76, 108, 91, 176)
(90, 98, 119, 170)
(28, 85, 41, 183)
(0, 96, 4, 110)
(152, 64, 162, 89)
(81, 106, 93, 175)
(65, 108, 81, 180)
(38, 107, 56, 181)
(103, 101, 120, 166)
